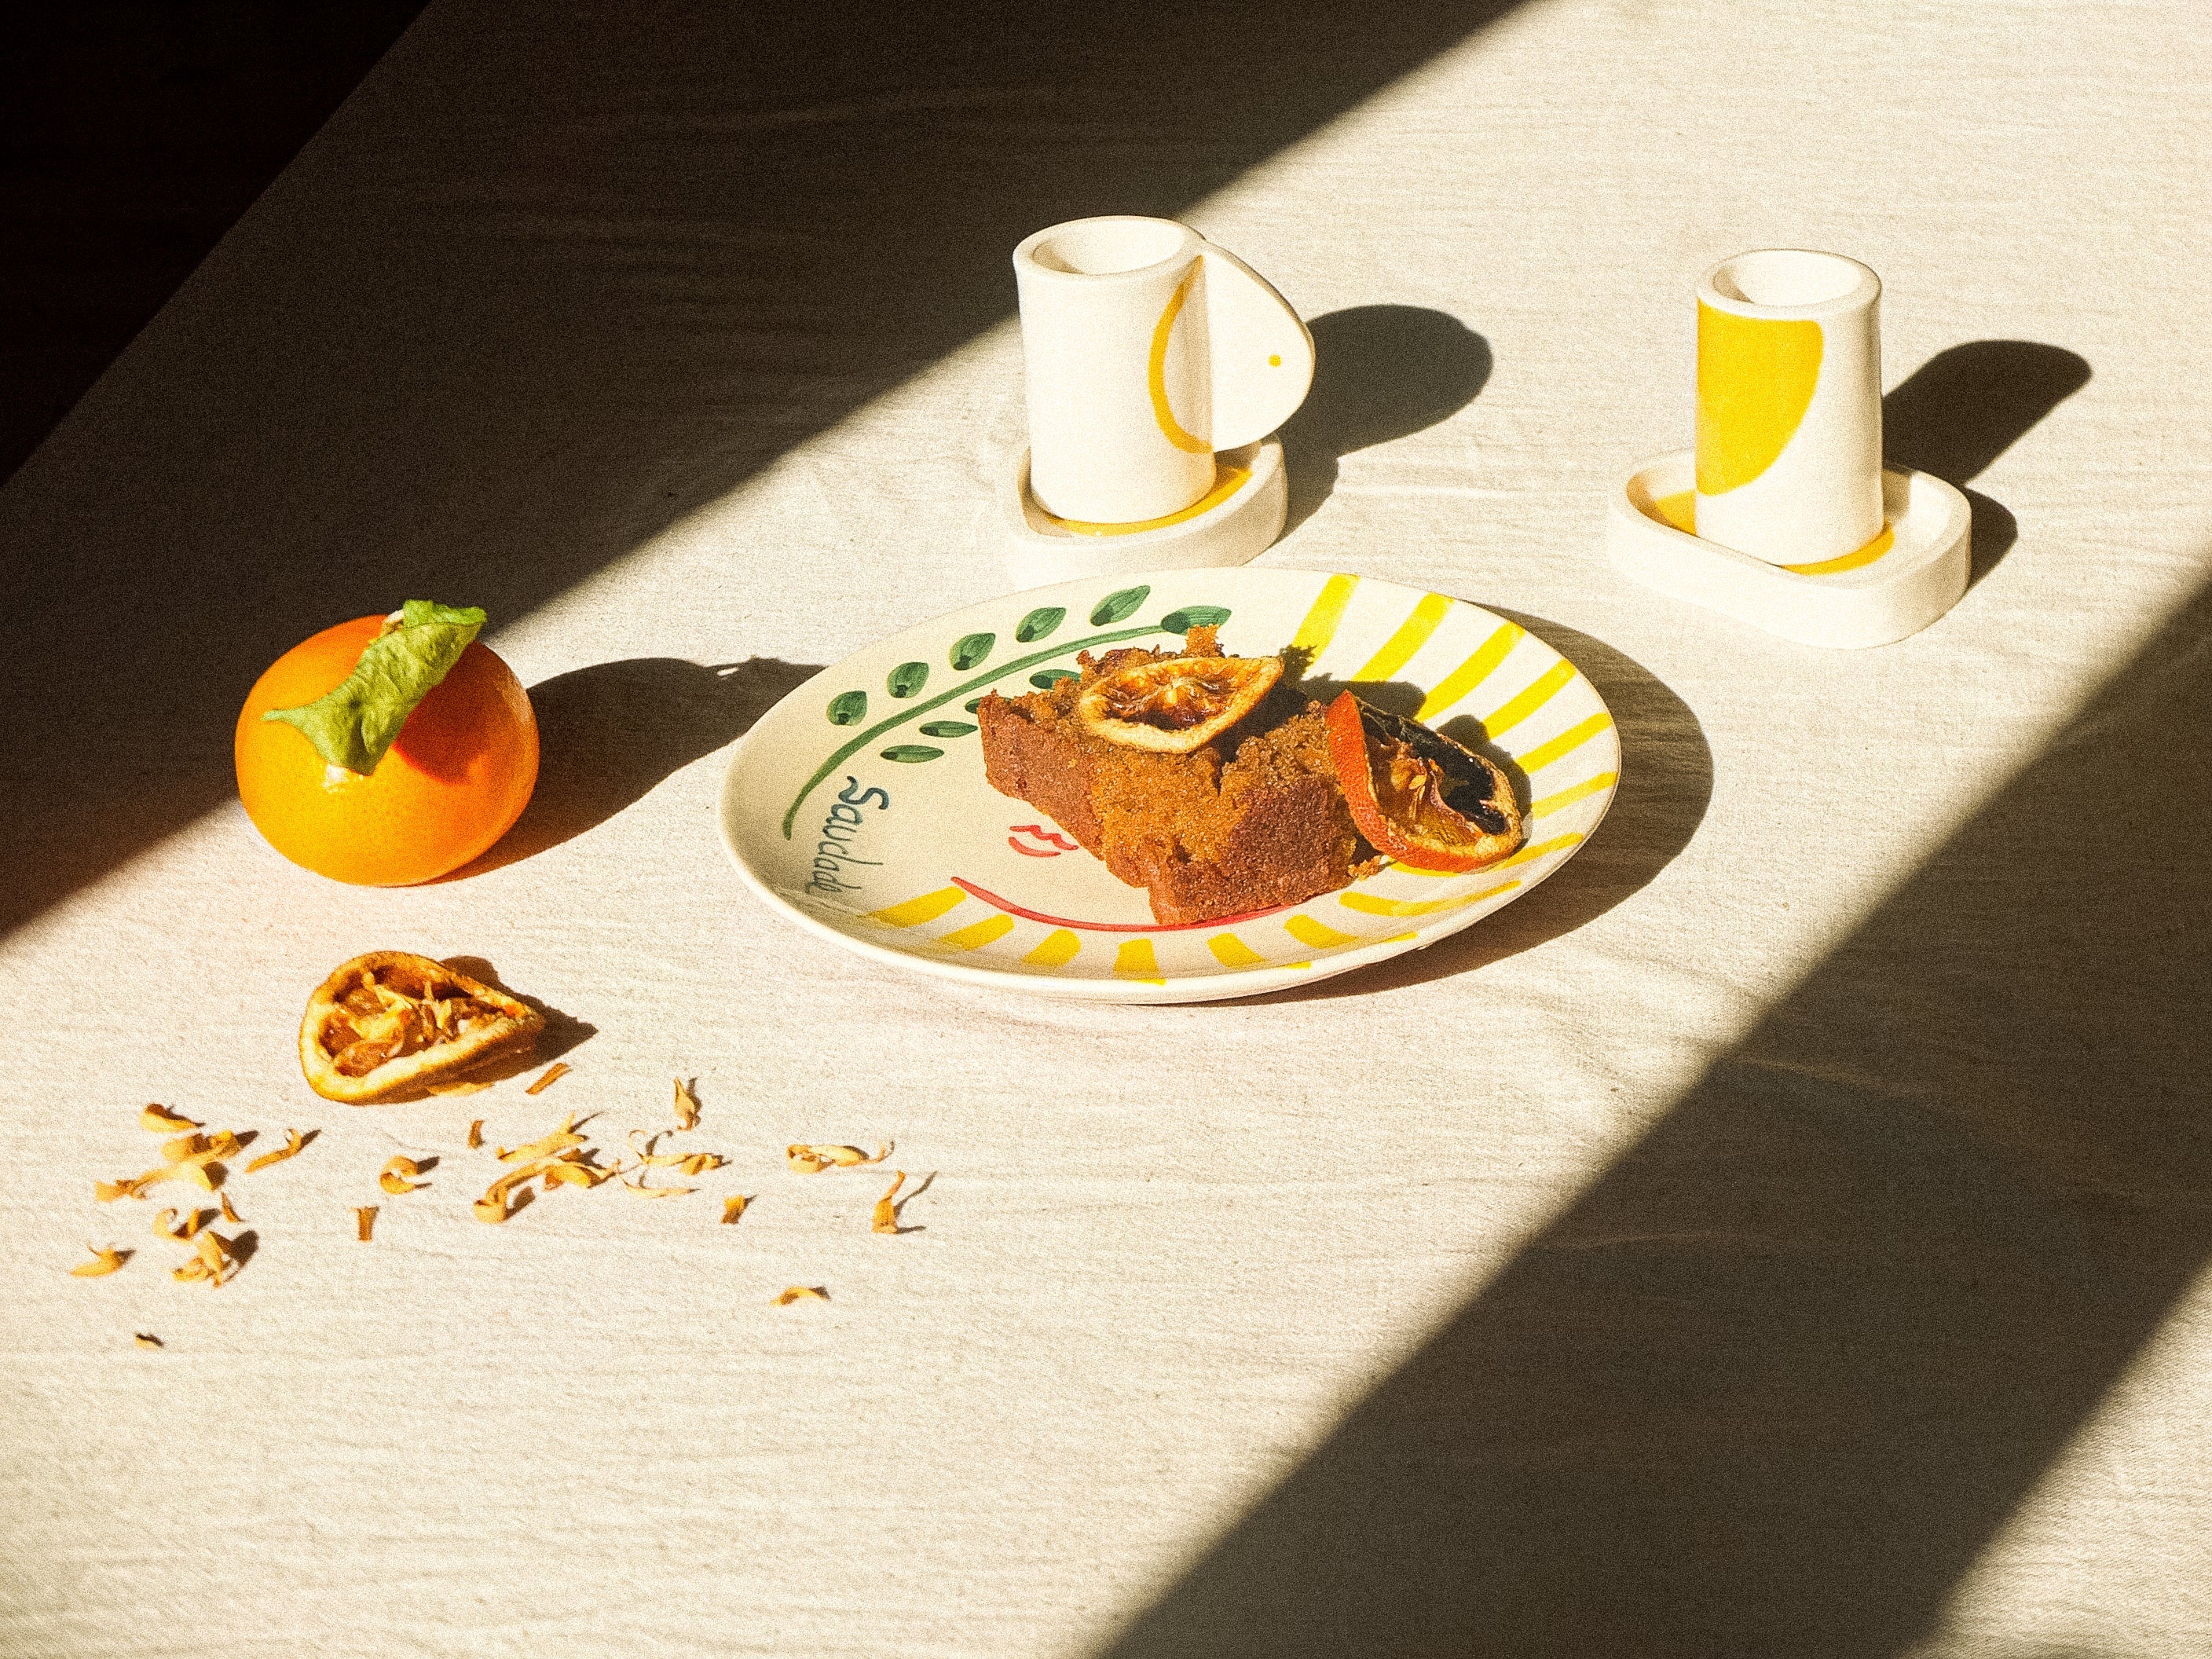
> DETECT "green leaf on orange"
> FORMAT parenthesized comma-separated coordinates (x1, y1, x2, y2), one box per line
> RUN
(261, 600, 485, 775)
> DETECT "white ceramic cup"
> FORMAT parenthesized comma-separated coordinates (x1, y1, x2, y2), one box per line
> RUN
(1694, 249, 1884, 566)
(1013, 216, 1315, 526)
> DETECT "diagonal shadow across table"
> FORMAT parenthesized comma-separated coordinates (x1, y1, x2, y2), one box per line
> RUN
(1099, 564, 2212, 1657)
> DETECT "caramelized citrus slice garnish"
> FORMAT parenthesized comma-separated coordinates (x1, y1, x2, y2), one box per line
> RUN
(1324, 691, 1522, 872)
(299, 950, 544, 1104)
(1075, 653, 1284, 753)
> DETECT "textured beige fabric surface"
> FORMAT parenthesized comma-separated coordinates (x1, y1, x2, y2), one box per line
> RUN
(3, 1, 2209, 1654)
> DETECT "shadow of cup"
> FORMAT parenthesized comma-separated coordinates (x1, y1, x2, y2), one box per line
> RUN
(1280, 306, 1493, 533)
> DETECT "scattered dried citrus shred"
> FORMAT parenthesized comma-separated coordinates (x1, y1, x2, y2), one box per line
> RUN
(173, 1258, 214, 1284)
(152, 1207, 204, 1242)
(203, 1131, 244, 1161)
(541, 1163, 599, 1190)
(720, 1195, 747, 1225)
(673, 1153, 723, 1177)
(134, 1332, 163, 1350)
(133, 1160, 217, 1194)
(379, 1155, 427, 1196)
(95, 1177, 144, 1203)
(524, 1063, 570, 1097)
(141, 1104, 201, 1133)
(621, 1172, 694, 1198)
(772, 1286, 828, 1306)
(161, 1132, 209, 1163)
(786, 1142, 892, 1174)
(467, 1119, 485, 1150)
(498, 1118, 583, 1163)
(356, 1207, 379, 1241)
(246, 1130, 305, 1173)
(71, 1244, 126, 1277)
(219, 1192, 243, 1225)
(673, 1079, 701, 1131)
(872, 1171, 906, 1236)
(191, 1231, 237, 1287)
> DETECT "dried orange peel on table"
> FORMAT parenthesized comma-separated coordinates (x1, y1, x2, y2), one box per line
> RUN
(1322, 690, 1522, 873)
(299, 951, 544, 1103)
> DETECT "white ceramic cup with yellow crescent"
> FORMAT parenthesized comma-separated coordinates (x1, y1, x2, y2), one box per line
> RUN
(1694, 250, 1884, 567)
(1013, 215, 1315, 526)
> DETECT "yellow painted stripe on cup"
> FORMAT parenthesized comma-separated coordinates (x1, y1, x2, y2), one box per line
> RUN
(1148, 269, 1211, 455)
(1785, 522, 1895, 574)
(1492, 831, 1583, 870)
(1478, 660, 1577, 741)
(1415, 621, 1524, 721)
(1115, 939, 1165, 983)
(936, 914, 1014, 951)
(1284, 914, 1358, 949)
(1024, 928, 1082, 967)
(1517, 712, 1614, 774)
(1696, 302, 1822, 495)
(1208, 933, 1266, 968)
(1046, 464, 1251, 537)
(1289, 573, 1361, 658)
(1530, 771, 1618, 819)
(1380, 932, 1419, 944)
(869, 888, 967, 928)
(1353, 593, 1453, 683)
(1338, 878, 1519, 917)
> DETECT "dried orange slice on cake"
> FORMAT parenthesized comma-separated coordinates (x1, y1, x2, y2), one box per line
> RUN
(1076, 650, 1283, 753)
(1324, 690, 1522, 873)
(300, 951, 544, 1103)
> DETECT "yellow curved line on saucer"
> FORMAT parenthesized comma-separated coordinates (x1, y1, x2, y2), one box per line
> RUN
(1284, 914, 1357, 949)
(1353, 593, 1452, 683)
(1115, 939, 1165, 983)
(1479, 660, 1576, 741)
(1517, 712, 1613, 774)
(1696, 303, 1822, 494)
(1415, 621, 1523, 721)
(869, 888, 965, 928)
(936, 914, 1013, 950)
(1025, 928, 1081, 967)
(1648, 489, 1895, 574)
(1530, 771, 1617, 819)
(1045, 464, 1251, 537)
(1208, 933, 1265, 968)
(1148, 269, 1211, 454)
(1785, 523, 1895, 574)
(1290, 573, 1360, 658)
(1338, 878, 1518, 917)
(1648, 489, 1699, 533)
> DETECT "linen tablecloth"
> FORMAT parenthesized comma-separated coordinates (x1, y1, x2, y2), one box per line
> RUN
(4, 1, 2208, 1653)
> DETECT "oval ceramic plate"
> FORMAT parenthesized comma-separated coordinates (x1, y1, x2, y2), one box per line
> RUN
(719, 568, 1620, 1003)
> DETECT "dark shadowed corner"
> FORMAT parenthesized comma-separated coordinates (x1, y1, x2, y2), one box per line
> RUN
(0, 0, 1533, 946)
(1101, 566, 2210, 1657)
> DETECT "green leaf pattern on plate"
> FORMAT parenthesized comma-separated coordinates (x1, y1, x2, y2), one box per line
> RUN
(779, 585, 1236, 837)
(1015, 606, 1065, 643)
(1161, 605, 1232, 634)
(1090, 585, 1151, 625)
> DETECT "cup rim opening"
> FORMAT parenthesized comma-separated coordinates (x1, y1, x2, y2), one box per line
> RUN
(1015, 215, 1201, 282)
(1699, 249, 1880, 317)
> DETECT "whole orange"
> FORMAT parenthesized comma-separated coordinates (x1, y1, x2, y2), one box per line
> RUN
(234, 614, 540, 885)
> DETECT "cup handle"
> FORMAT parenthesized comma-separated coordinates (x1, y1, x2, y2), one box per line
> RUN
(1198, 244, 1315, 450)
